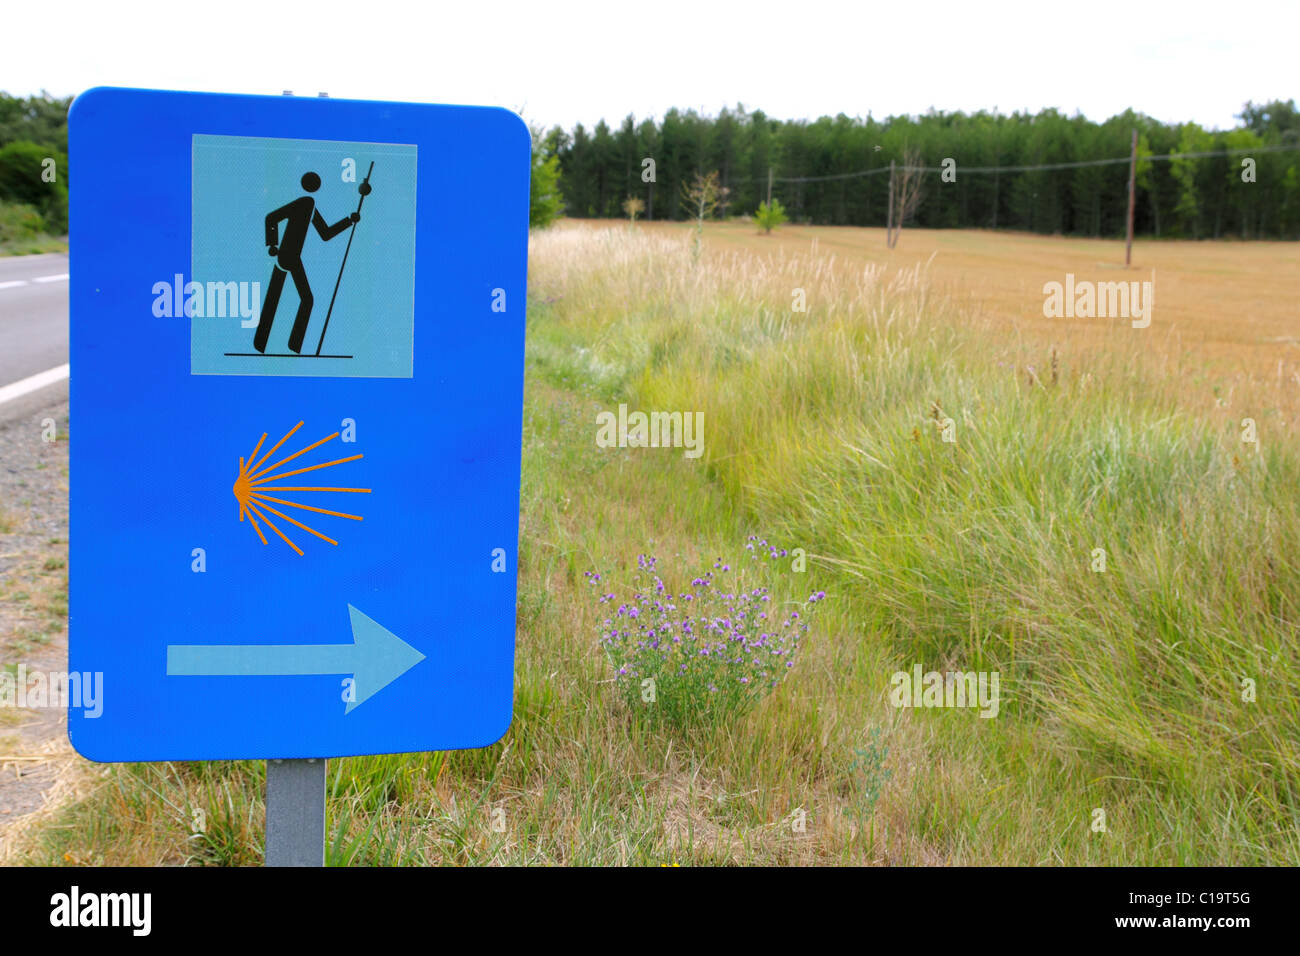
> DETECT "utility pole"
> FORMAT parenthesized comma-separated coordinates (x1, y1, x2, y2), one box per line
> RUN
(992, 166, 999, 230)
(1125, 128, 1138, 266)
(887, 159, 895, 246)
(992, 125, 1001, 230)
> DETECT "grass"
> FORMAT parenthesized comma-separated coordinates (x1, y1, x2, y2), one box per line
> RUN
(0, 235, 66, 256)
(0, 497, 70, 666)
(11, 222, 1299, 866)
(0, 200, 66, 256)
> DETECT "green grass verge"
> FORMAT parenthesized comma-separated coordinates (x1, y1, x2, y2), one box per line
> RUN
(15, 225, 1297, 866)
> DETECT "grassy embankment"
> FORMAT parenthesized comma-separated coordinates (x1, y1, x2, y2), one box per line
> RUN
(12, 222, 1298, 865)
(0, 201, 65, 255)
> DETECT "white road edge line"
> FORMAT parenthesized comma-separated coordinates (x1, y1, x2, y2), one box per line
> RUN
(0, 364, 70, 406)
(0, 280, 28, 290)
(33, 273, 69, 283)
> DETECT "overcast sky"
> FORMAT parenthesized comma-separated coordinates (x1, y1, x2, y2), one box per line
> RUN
(4, 0, 1292, 131)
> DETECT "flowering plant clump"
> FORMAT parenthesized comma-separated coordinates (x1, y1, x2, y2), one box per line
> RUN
(587, 537, 826, 730)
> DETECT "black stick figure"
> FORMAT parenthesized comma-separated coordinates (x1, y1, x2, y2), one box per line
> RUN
(253, 172, 363, 354)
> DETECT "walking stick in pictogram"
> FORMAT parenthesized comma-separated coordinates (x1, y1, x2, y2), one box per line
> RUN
(315, 161, 374, 356)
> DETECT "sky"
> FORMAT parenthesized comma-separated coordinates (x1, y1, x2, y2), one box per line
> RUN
(3, 0, 1294, 132)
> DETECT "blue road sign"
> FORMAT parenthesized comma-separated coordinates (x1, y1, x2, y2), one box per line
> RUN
(68, 88, 529, 761)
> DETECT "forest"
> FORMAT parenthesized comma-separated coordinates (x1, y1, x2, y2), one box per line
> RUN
(540, 100, 1300, 238)
(2, 93, 1298, 239)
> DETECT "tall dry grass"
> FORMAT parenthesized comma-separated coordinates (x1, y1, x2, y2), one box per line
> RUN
(529, 223, 1300, 864)
(17, 222, 1297, 866)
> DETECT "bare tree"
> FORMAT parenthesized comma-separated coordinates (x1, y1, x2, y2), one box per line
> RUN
(886, 147, 924, 248)
(681, 170, 729, 262)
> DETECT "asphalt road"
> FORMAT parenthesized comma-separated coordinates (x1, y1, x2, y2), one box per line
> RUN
(0, 252, 69, 425)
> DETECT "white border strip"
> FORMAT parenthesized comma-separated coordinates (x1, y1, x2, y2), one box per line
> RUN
(0, 364, 70, 406)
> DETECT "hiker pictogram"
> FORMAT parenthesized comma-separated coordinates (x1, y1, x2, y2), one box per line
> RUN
(251, 163, 374, 356)
(192, 135, 414, 380)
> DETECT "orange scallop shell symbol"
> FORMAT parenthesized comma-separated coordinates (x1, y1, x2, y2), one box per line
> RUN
(232, 421, 370, 555)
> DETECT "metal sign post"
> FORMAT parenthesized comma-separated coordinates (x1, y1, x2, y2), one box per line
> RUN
(266, 758, 326, 867)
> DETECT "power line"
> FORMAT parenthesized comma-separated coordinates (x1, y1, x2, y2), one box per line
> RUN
(735, 142, 1300, 184)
